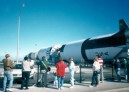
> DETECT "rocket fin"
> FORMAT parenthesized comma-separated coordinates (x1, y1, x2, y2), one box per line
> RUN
(119, 19, 128, 32)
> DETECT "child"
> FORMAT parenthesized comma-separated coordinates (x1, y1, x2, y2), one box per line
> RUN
(53, 72, 58, 87)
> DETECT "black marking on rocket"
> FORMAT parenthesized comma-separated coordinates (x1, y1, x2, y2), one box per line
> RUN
(59, 45, 66, 52)
(81, 31, 126, 62)
(81, 38, 90, 62)
(84, 32, 126, 49)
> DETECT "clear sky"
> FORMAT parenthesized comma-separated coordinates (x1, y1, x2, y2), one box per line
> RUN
(0, 0, 129, 60)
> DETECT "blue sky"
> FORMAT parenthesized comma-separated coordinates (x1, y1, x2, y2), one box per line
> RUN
(0, 0, 129, 60)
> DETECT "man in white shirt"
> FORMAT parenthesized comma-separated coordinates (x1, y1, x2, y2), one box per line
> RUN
(21, 56, 31, 90)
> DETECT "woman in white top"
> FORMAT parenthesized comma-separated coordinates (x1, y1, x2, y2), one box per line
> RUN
(68, 57, 75, 88)
(89, 57, 100, 87)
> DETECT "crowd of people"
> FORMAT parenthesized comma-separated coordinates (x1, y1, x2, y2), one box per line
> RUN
(1, 54, 76, 92)
(1, 53, 129, 91)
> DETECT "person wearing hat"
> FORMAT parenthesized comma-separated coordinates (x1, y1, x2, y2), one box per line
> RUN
(2, 54, 15, 92)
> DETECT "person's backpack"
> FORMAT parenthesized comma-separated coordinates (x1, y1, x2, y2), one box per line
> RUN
(47, 67, 51, 72)
(41, 61, 51, 72)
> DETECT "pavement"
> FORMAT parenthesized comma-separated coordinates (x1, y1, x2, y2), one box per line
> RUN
(0, 80, 129, 92)
(0, 66, 129, 92)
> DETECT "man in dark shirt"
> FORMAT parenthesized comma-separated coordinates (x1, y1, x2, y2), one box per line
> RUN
(127, 58, 129, 82)
(40, 56, 50, 87)
(2, 54, 15, 92)
(113, 59, 121, 82)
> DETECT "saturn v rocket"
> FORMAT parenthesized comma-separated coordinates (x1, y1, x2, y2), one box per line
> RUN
(27, 19, 129, 64)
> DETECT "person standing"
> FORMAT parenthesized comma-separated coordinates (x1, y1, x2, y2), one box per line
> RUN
(89, 57, 100, 87)
(53, 49, 60, 86)
(68, 57, 75, 88)
(56, 57, 67, 90)
(123, 58, 127, 80)
(113, 59, 121, 82)
(126, 58, 129, 82)
(112, 59, 116, 79)
(40, 56, 50, 87)
(2, 54, 15, 92)
(21, 56, 32, 90)
(98, 56, 104, 83)
(53, 50, 60, 87)
(53, 71, 58, 87)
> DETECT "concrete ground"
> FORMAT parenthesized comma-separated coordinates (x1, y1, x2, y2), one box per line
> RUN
(0, 66, 129, 92)
(1, 80, 129, 92)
